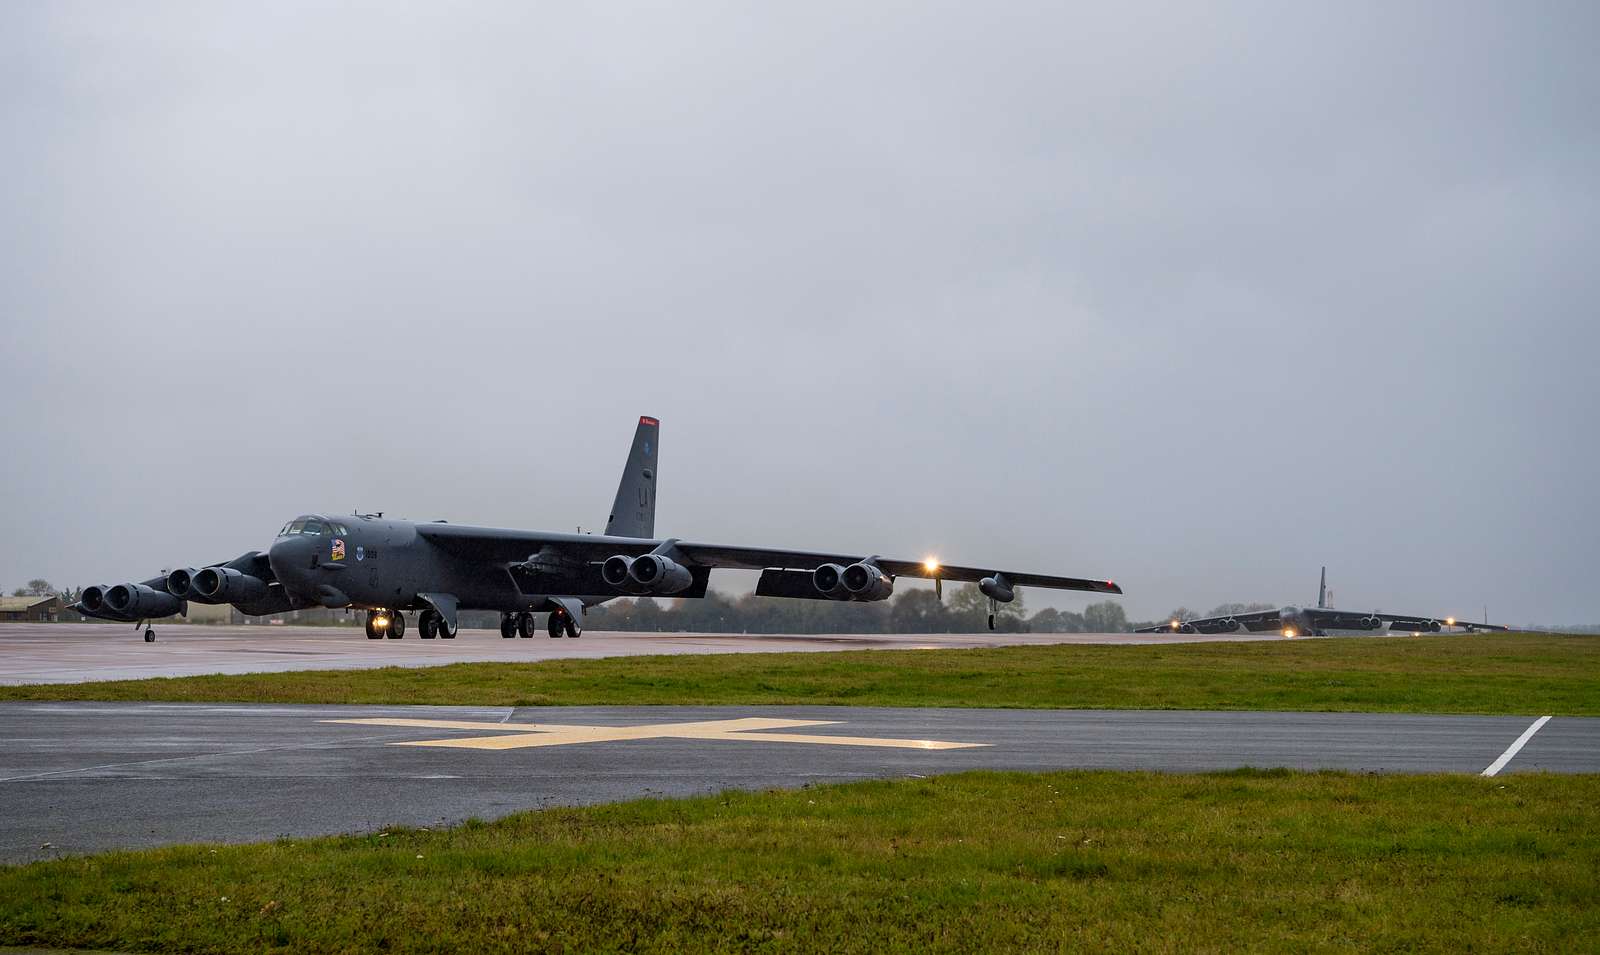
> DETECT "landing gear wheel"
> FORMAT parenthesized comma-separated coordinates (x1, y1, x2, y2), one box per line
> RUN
(437, 615, 458, 639)
(987, 613, 996, 631)
(547, 613, 564, 639)
(517, 612, 536, 638)
(418, 609, 438, 639)
(365, 613, 382, 639)
(500, 614, 517, 639)
(144, 628, 155, 643)
(391, 612, 406, 638)
(564, 616, 581, 639)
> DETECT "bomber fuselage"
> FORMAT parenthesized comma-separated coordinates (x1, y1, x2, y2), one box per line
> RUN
(266, 514, 601, 614)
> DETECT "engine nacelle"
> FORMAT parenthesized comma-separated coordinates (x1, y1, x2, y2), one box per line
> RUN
(165, 567, 228, 604)
(193, 567, 269, 605)
(1217, 617, 1239, 633)
(979, 575, 1015, 603)
(601, 555, 635, 589)
(601, 554, 693, 595)
(165, 568, 197, 598)
(104, 583, 182, 619)
(842, 562, 894, 601)
(80, 585, 110, 614)
(812, 564, 849, 599)
(1361, 615, 1383, 629)
(627, 554, 694, 595)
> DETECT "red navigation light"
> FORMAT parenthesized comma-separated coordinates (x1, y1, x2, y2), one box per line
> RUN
(639, 416, 660, 426)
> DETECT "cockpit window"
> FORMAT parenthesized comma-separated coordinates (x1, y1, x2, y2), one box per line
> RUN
(330, 522, 350, 536)
(286, 520, 307, 535)
(301, 520, 325, 536)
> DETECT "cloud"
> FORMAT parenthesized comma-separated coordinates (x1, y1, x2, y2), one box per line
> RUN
(1, 1, 1594, 622)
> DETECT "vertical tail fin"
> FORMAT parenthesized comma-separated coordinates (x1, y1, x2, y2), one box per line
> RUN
(1318, 566, 1327, 609)
(605, 416, 659, 539)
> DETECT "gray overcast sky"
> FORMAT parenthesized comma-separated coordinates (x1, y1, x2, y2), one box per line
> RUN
(2, 2, 1595, 624)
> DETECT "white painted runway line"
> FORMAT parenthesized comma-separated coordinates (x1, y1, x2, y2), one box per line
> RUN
(1480, 715, 1552, 776)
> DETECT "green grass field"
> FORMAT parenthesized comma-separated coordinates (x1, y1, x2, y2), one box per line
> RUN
(2, 632, 1595, 716)
(2, 770, 1595, 953)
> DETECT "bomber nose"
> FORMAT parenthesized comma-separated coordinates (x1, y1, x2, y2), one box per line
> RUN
(268, 535, 313, 584)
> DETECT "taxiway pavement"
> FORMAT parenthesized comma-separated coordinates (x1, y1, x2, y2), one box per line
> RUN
(1, 702, 1588, 863)
(0, 622, 1342, 685)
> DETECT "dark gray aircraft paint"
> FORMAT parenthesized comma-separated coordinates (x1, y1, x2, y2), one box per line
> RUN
(77, 418, 1121, 642)
(1135, 567, 1507, 637)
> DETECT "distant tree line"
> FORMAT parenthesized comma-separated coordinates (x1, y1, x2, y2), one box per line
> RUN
(585, 585, 1137, 634)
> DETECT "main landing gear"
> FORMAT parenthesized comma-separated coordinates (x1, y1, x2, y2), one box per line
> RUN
(501, 612, 539, 639)
(139, 622, 155, 642)
(416, 609, 457, 640)
(501, 611, 580, 638)
(364, 610, 406, 639)
(549, 607, 582, 639)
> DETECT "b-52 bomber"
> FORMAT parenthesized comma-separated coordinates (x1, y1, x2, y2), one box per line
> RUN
(76, 417, 1122, 642)
(1135, 567, 1506, 637)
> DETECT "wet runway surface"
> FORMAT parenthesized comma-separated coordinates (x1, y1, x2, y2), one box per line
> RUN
(1, 702, 1588, 863)
(0, 622, 1324, 685)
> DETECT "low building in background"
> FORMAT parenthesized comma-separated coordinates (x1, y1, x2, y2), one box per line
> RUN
(0, 595, 61, 622)
(181, 601, 234, 624)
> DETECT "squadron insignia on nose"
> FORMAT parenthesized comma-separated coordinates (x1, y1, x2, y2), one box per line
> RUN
(331, 539, 346, 562)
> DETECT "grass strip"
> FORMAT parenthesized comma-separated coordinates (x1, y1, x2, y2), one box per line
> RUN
(2, 769, 1595, 953)
(0, 632, 1595, 716)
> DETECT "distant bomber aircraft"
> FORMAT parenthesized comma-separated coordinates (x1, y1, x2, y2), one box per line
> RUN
(1135, 567, 1507, 637)
(77, 417, 1122, 642)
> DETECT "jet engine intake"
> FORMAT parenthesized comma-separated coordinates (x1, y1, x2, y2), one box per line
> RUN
(165, 567, 227, 603)
(1361, 615, 1383, 629)
(104, 583, 181, 619)
(1217, 617, 1240, 633)
(812, 563, 848, 599)
(193, 567, 269, 605)
(842, 562, 894, 601)
(979, 574, 1015, 603)
(80, 585, 109, 614)
(627, 554, 693, 595)
(601, 555, 636, 589)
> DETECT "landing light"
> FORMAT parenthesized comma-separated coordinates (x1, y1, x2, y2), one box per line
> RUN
(923, 557, 940, 573)
(1170, 620, 1180, 630)
(1446, 617, 1455, 627)
(1284, 629, 1296, 638)
(375, 615, 390, 629)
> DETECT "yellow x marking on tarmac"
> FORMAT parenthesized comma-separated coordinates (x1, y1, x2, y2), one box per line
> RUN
(323, 716, 987, 751)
